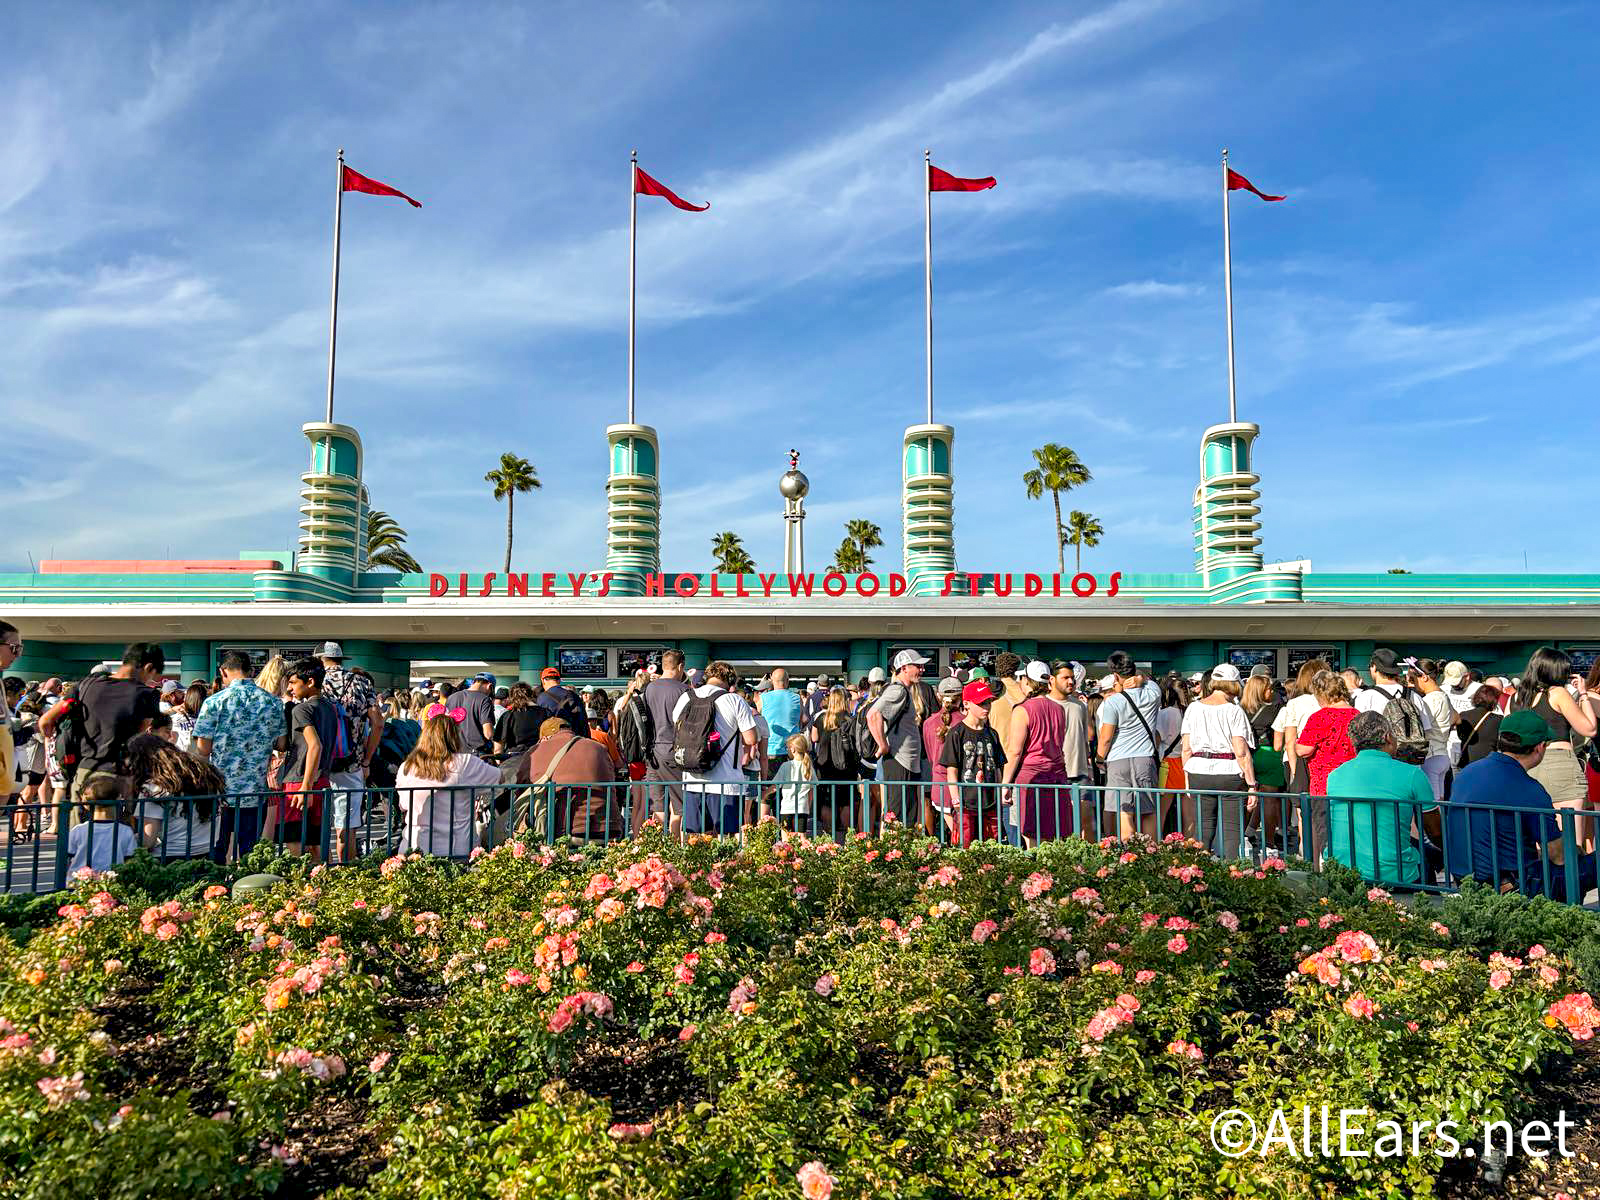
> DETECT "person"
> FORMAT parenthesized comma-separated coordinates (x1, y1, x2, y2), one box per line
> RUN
(1407, 657, 1459, 802)
(940, 679, 1007, 847)
(612, 671, 653, 810)
(866, 650, 931, 825)
(170, 682, 208, 752)
(805, 674, 832, 724)
(1326, 712, 1438, 886)
(1096, 650, 1162, 842)
(446, 673, 498, 758)
(492, 681, 544, 757)
(1000, 660, 1070, 846)
(66, 776, 137, 875)
(1512, 646, 1598, 851)
(1354, 648, 1432, 764)
(588, 691, 624, 773)
(395, 711, 503, 857)
(810, 686, 859, 837)
(923, 676, 965, 839)
(125, 732, 223, 860)
(1294, 671, 1361, 861)
(1052, 661, 1094, 792)
(1456, 684, 1504, 769)
(7, 696, 44, 843)
(741, 684, 772, 787)
(193, 650, 286, 863)
(493, 687, 510, 725)
(1242, 672, 1286, 853)
(643, 650, 691, 834)
(1180, 663, 1256, 859)
(1272, 658, 1329, 801)
(759, 668, 805, 776)
(769, 732, 818, 830)
(1445, 710, 1596, 900)
(39, 642, 164, 812)
(669, 661, 759, 835)
(319, 642, 385, 864)
(275, 658, 340, 860)
(535, 667, 591, 738)
(370, 694, 421, 789)
(519, 716, 625, 840)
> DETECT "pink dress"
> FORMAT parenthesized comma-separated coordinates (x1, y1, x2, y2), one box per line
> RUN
(1016, 695, 1068, 841)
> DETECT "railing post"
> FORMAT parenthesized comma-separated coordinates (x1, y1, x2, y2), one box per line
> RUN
(51, 799, 72, 891)
(544, 783, 557, 845)
(1561, 810, 1581, 905)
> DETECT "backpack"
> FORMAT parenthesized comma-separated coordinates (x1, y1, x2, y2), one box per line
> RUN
(670, 689, 738, 772)
(1373, 686, 1428, 765)
(325, 698, 361, 774)
(52, 680, 92, 787)
(617, 693, 654, 768)
(856, 700, 886, 765)
(816, 714, 860, 773)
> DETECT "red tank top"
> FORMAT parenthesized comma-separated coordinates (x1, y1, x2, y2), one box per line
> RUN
(1020, 695, 1066, 773)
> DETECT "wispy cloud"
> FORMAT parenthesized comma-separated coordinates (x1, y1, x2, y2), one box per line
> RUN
(1103, 280, 1201, 299)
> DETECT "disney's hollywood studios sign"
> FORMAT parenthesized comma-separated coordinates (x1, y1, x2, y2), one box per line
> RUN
(425, 571, 1125, 599)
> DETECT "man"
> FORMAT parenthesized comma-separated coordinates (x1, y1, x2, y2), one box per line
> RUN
(194, 650, 286, 863)
(493, 687, 510, 724)
(276, 658, 340, 860)
(535, 667, 591, 738)
(1445, 710, 1595, 900)
(1354, 648, 1431, 763)
(318, 642, 384, 863)
(0, 623, 20, 817)
(448, 673, 498, 757)
(1096, 650, 1162, 839)
(642, 649, 692, 834)
(867, 650, 931, 820)
(1050, 660, 1093, 790)
(1000, 660, 1078, 845)
(669, 661, 759, 834)
(519, 716, 623, 841)
(1325, 712, 1438, 886)
(158, 679, 182, 714)
(39, 642, 163, 811)
(759, 668, 804, 776)
(805, 674, 831, 723)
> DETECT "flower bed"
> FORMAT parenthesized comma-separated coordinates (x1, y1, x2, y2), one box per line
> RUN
(1, 820, 1596, 1199)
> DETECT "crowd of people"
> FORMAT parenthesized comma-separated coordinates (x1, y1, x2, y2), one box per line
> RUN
(1, 617, 1596, 901)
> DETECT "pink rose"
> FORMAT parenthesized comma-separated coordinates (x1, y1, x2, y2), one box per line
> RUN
(1166, 934, 1188, 955)
(814, 973, 837, 997)
(796, 1160, 835, 1200)
(1028, 948, 1056, 976)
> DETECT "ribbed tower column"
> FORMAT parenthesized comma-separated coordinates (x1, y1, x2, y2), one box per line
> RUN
(902, 423, 955, 595)
(297, 422, 364, 585)
(1193, 421, 1263, 586)
(604, 423, 661, 597)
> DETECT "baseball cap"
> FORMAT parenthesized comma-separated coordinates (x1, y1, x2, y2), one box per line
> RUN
(937, 675, 964, 698)
(969, 666, 990, 681)
(1187, 671, 1204, 684)
(540, 667, 561, 681)
(1442, 660, 1468, 687)
(581, 685, 596, 695)
(1370, 648, 1404, 677)
(1097, 673, 1117, 692)
(1211, 663, 1242, 683)
(316, 641, 345, 660)
(867, 666, 887, 684)
(892, 649, 931, 670)
(1500, 710, 1555, 751)
(1248, 664, 1272, 679)
(1024, 660, 1050, 683)
(473, 672, 497, 686)
(962, 680, 995, 706)
(160, 679, 181, 695)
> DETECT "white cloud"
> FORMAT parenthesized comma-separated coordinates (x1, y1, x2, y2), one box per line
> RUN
(1102, 280, 1202, 299)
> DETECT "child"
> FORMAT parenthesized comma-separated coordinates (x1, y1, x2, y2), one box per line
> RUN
(67, 777, 137, 875)
(938, 681, 1007, 847)
(126, 733, 223, 860)
(769, 733, 817, 832)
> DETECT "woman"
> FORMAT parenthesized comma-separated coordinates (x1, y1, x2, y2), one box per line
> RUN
(588, 691, 624, 774)
(492, 682, 544, 757)
(1154, 677, 1186, 835)
(999, 669, 1068, 847)
(857, 679, 887, 835)
(1409, 658, 1459, 802)
(125, 732, 224, 860)
(1242, 673, 1286, 853)
(170, 682, 209, 752)
(1513, 647, 1598, 850)
(395, 711, 503, 857)
(810, 687, 859, 838)
(1272, 658, 1328, 802)
(922, 677, 965, 842)
(1181, 664, 1257, 859)
(1456, 684, 1504, 769)
(1293, 671, 1360, 862)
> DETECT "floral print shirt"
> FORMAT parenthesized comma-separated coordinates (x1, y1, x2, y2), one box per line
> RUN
(192, 680, 286, 803)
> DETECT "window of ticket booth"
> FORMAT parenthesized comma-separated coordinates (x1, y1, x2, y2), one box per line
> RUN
(1567, 647, 1600, 680)
(215, 645, 316, 675)
(950, 646, 1000, 675)
(1226, 645, 1342, 680)
(554, 646, 610, 681)
(618, 648, 666, 677)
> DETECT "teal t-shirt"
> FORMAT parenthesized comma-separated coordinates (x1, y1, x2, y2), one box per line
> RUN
(1326, 750, 1436, 885)
(760, 689, 803, 757)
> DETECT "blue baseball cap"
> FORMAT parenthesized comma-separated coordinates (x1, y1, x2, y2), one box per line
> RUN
(473, 672, 497, 686)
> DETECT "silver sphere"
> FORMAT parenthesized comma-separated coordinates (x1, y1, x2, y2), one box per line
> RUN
(779, 469, 810, 500)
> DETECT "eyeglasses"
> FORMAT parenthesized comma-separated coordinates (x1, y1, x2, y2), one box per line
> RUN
(1, 641, 21, 654)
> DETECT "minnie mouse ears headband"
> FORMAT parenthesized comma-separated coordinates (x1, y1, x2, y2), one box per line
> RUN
(426, 703, 468, 723)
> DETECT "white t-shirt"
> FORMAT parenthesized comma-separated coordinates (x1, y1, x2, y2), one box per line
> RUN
(1272, 693, 1321, 742)
(670, 686, 758, 788)
(1154, 706, 1182, 758)
(1419, 689, 1453, 759)
(1181, 701, 1252, 776)
(67, 820, 137, 875)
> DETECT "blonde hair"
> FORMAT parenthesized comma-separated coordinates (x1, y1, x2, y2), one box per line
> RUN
(785, 732, 813, 779)
(401, 714, 462, 782)
(1289, 658, 1330, 700)
(1241, 675, 1272, 714)
(1311, 669, 1350, 706)
(1206, 679, 1242, 700)
(821, 687, 849, 733)
(256, 654, 287, 699)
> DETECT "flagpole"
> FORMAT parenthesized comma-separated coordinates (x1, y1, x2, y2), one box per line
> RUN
(1221, 147, 1237, 424)
(628, 149, 638, 425)
(924, 149, 933, 425)
(325, 149, 346, 424)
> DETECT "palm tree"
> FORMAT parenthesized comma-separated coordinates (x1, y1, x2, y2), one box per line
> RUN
(830, 538, 866, 573)
(1064, 510, 1104, 574)
(484, 453, 541, 576)
(365, 509, 421, 573)
(1022, 443, 1092, 575)
(710, 531, 755, 575)
(843, 519, 883, 571)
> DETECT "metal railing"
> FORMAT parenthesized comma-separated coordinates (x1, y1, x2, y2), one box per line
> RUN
(4, 775, 1595, 906)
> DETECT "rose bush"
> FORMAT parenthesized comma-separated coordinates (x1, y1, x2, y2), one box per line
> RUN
(0, 817, 1593, 1198)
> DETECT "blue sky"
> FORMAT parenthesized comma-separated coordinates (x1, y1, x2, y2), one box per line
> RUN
(3, 1, 1597, 577)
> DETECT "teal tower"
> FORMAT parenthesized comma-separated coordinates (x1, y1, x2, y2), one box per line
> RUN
(604, 423, 661, 596)
(296, 421, 365, 586)
(1193, 421, 1263, 586)
(902, 423, 955, 595)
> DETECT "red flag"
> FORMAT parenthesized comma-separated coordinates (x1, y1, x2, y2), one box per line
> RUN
(634, 166, 708, 212)
(1226, 168, 1284, 202)
(928, 164, 997, 192)
(341, 164, 421, 208)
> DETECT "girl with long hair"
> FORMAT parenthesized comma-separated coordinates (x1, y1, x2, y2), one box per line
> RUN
(395, 713, 503, 857)
(1514, 646, 1598, 849)
(1241, 673, 1286, 852)
(810, 686, 859, 838)
(922, 678, 965, 841)
(493, 681, 543, 756)
(1274, 658, 1329, 801)
(170, 682, 209, 752)
(1292, 671, 1360, 862)
(770, 732, 817, 830)
(125, 732, 225, 859)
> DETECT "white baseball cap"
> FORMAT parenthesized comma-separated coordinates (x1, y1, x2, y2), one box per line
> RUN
(1211, 663, 1242, 683)
(316, 641, 345, 660)
(892, 649, 931, 670)
(867, 666, 887, 683)
(1187, 671, 1204, 684)
(1442, 660, 1468, 687)
(1024, 660, 1050, 683)
(1097, 674, 1117, 692)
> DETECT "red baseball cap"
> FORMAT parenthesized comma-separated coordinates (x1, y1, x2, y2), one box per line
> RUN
(962, 680, 994, 707)
(540, 667, 561, 681)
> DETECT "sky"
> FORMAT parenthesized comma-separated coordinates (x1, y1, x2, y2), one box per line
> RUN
(3, 1, 1598, 578)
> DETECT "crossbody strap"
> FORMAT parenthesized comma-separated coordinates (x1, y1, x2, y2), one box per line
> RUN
(1115, 685, 1161, 762)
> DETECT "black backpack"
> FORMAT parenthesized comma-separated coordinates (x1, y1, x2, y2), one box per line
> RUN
(617, 693, 654, 767)
(856, 701, 884, 765)
(670, 689, 737, 772)
(52, 680, 93, 787)
(817, 714, 860, 773)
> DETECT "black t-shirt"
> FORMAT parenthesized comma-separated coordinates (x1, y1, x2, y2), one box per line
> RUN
(1459, 708, 1503, 767)
(536, 685, 591, 739)
(77, 675, 161, 775)
(282, 695, 340, 784)
(447, 689, 496, 754)
(938, 721, 1007, 792)
(494, 707, 545, 753)
(644, 679, 690, 760)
